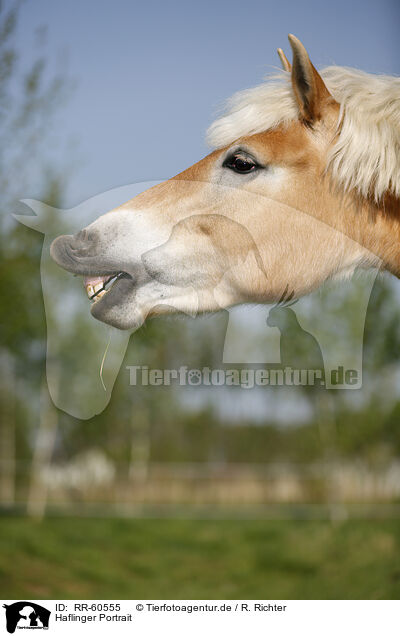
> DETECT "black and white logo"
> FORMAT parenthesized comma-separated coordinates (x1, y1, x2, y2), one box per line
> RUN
(3, 602, 50, 634)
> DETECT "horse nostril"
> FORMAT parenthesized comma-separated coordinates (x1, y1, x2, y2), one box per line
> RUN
(75, 229, 88, 241)
(71, 228, 98, 251)
(75, 229, 96, 244)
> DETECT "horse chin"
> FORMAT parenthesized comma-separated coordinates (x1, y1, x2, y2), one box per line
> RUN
(90, 274, 143, 330)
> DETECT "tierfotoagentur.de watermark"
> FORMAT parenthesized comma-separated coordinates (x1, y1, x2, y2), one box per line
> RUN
(126, 365, 359, 388)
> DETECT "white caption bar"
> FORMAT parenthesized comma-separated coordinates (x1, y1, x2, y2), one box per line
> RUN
(1, 600, 399, 635)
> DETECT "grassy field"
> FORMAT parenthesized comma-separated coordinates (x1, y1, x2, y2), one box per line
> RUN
(0, 516, 399, 599)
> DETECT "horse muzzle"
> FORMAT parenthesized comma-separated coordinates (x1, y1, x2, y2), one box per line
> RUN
(50, 231, 118, 276)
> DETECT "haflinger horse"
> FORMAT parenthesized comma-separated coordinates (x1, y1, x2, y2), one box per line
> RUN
(51, 35, 400, 331)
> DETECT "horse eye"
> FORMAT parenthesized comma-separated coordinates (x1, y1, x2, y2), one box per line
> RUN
(224, 154, 258, 174)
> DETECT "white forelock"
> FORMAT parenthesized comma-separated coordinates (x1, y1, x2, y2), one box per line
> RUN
(206, 67, 400, 202)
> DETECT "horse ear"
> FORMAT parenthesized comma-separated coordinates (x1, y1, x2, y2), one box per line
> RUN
(277, 48, 291, 72)
(13, 199, 58, 234)
(288, 34, 332, 124)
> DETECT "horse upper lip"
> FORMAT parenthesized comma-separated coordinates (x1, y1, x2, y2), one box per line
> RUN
(50, 234, 96, 272)
(50, 234, 118, 277)
(50, 235, 77, 270)
(51, 234, 135, 309)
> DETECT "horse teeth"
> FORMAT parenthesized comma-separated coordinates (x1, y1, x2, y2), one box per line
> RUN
(92, 290, 106, 303)
(94, 282, 104, 294)
(86, 284, 94, 298)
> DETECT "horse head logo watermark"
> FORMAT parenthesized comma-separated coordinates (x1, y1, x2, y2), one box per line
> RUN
(15, 182, 381, 419)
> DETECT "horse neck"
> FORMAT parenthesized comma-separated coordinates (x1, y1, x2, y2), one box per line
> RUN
(359, 192, 400, 276)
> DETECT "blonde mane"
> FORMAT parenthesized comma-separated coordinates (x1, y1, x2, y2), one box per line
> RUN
(207, 67, 400, 202)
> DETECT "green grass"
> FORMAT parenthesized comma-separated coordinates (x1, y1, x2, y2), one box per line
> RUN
(0, 516, 399, 599)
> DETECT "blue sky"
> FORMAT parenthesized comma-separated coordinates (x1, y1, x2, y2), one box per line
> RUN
(15, 0, 400, 206)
